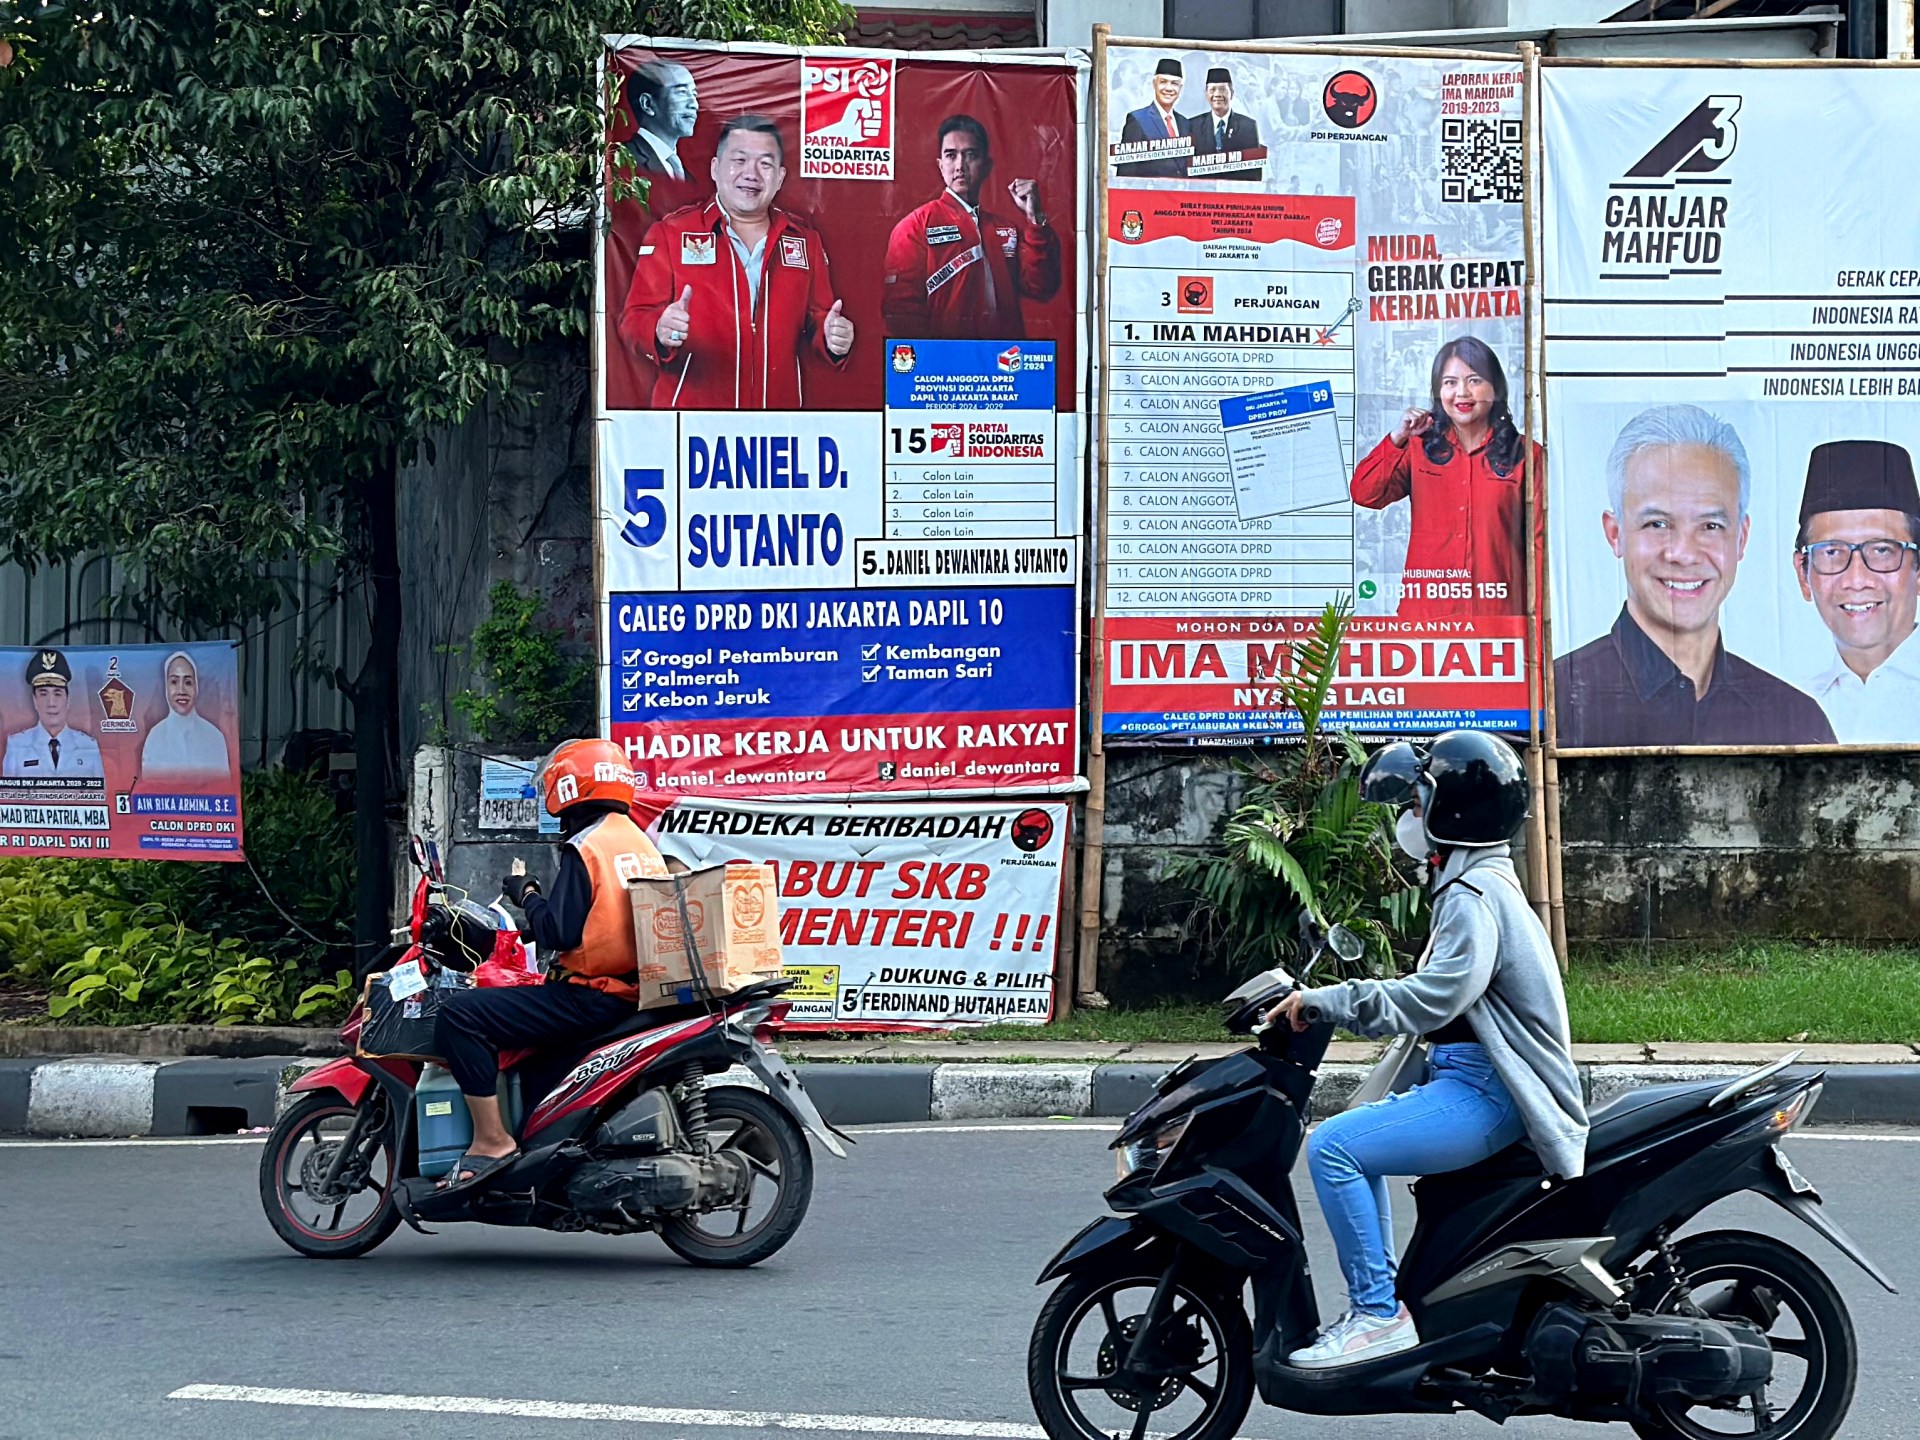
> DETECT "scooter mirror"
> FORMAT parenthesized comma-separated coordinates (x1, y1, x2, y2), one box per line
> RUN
(1328, 924, 1364, 964)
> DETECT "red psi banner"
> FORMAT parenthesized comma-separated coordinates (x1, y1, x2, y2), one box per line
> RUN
(0, 643, 245, 861)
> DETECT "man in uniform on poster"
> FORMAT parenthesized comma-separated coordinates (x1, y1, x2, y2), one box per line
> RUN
(1185, 67, 1261, 179)
(619, 114, 853, 410)
(1794, 439, 1920, 743)
(1117, 58, 1192, 178)
(1554, 404, 1836, 747)
(882, 114, 1060, 340)
(622, 60, 699, 179)
(3, 650, 105, 779)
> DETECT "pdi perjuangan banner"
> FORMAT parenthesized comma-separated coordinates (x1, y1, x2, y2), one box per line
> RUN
(1543, 67, 1920, 751)
(597, 40, 1088, 799)
(1098, 43, 1533, 740)
(0, 643, 245, 861)
(639, 795, 1067, 1029)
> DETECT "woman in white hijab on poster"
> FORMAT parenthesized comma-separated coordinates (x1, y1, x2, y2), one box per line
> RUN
(139, 651, 231, 778)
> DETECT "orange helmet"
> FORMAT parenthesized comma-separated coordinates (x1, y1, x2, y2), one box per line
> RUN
(539, 738, 638, 816)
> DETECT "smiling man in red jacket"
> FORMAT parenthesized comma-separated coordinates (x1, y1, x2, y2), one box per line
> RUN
(620, 114, 853, 410)
(882, 114, 1060, 341)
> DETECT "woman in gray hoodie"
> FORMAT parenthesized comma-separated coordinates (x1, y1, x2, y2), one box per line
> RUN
(1264, 731, 1587, 1372)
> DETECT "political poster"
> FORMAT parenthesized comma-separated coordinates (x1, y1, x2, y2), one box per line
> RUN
(1544, 67, 1920, 752)
(640, 795, 1068, 1029)
(0, 643, 245, 861)
(597, 39, 1088, 798)
(1098, 43, 1533, 740)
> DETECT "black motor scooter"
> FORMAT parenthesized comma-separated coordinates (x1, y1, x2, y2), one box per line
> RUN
(1028, 925, 1895, 1440)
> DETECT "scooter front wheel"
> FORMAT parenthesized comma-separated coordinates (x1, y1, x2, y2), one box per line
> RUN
(260, 1091, 401, 1259)
(1028, 1262, 1253, 1440)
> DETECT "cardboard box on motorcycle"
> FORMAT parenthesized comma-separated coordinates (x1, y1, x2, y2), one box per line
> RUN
(628, 862, 783, 1011)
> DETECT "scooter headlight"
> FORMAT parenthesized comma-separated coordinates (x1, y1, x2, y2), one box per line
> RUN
(1115, 1114, 1192, 1180)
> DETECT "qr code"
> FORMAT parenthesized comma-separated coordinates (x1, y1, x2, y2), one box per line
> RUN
(1441, 117, 1522, 204)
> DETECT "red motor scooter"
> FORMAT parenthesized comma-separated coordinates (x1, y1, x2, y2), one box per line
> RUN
(260, 838, 847, 1266)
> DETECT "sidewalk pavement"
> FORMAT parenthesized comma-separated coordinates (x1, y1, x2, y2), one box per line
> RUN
(3, 1037, 1918, 1138)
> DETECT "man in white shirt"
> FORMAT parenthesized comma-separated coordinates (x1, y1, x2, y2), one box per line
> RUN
(622, 61, 698, 180)
(3, 649, 104, 779)
(139, 650, 232, 778)
(1796, 439, 1920, 743)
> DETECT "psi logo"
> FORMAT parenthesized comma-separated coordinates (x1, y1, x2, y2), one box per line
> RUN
(801, 57, 895, 180)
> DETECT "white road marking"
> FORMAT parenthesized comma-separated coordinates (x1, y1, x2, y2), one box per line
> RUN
(1790, 1130, 1920, 1143)
(0, 1134, 268, 1149)
(852, 1123, 1117, 1135)
(170, 1383, 1050, 1437)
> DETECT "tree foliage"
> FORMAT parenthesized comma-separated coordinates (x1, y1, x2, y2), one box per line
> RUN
(1170, 602, 1428, 981)
(0, 0, 851, 629)
(0, 0, 852, 944)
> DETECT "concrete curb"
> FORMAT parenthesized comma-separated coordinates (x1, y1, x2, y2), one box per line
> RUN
(3, 1054, 1919, 1137)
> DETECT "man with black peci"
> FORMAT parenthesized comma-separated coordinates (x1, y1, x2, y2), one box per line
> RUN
(1185, 66, 1260, 179)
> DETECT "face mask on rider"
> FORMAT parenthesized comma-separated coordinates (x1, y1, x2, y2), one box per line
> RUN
(1394, 808, 1434, 862)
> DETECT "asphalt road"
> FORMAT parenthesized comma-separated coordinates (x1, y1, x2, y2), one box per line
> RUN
(1, 1122, 1917, 1440)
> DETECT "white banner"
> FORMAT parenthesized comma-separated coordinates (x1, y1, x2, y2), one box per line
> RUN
(1544, 67, 1920, 750)
(642, 795, 1067, 1028)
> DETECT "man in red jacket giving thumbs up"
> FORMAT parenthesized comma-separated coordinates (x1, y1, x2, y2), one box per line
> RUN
(620, 114, 853, 410)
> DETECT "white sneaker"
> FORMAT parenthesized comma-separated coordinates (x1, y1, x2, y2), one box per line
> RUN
(1286, 1305, 1420, 1369)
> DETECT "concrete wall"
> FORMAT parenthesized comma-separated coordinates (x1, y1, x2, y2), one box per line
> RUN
(1558, 755, 1920, 942)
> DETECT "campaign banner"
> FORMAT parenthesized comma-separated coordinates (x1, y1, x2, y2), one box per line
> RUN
(0, 643, 245, 861)
(1543, 68, 1920, 751)
(640, 795, 1068, 1028)
(1099, 44, 1532, 740)
(597, 39, 1087, 798)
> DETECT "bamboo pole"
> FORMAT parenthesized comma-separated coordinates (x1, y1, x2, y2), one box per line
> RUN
(1071, 24, 1115, 1009)
(1516, 42, 1550, 930)
(1523, 42, 1568, 970)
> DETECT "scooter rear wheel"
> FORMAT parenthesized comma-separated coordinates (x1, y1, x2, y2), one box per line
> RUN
(659, 1088, 813, 1269)
(260, 1091, 401, 1259)
(1630, 1230, 1857, 1440)
(1028, 1264, 1253, 1440)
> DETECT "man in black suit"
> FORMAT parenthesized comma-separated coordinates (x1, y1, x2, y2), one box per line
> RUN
(1117, 58, 1192, 179)
(622, 60, 698, 180)
(1186, 66, 1260, 180)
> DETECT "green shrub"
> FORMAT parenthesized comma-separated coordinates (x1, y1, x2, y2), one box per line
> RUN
(0, 766, 356, 1023)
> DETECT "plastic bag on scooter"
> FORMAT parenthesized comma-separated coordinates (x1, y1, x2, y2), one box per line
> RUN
(356, 957, 471, 1061)
(474, 902, 543, 989)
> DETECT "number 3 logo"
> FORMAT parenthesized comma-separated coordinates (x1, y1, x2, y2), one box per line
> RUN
(621, 468, 666, 548)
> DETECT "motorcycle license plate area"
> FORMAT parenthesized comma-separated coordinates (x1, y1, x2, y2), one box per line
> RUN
(1774, 1145, 1817, 1196)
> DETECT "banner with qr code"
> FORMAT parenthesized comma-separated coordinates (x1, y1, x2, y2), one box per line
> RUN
(1098, 43, 1532, 741)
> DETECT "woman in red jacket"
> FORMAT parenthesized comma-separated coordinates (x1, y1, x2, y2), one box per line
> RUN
(1349, 336, 1541, 619)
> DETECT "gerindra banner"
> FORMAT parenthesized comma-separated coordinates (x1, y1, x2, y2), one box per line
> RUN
(0, 644, 245, 861)
(1098, 44, 1532, 740)
(1544, 67, 1920, 752)
(597, 39, 1087, 798)
(641, 795, 1067, 1029)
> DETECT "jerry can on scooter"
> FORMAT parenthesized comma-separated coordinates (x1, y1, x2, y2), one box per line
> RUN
(416, 1064, 471, 1178)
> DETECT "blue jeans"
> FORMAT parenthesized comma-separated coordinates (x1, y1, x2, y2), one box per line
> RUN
(1306, 1043, 1526, 1318)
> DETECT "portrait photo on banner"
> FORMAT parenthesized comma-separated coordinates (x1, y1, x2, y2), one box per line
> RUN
(1550, 399, 1920, 750)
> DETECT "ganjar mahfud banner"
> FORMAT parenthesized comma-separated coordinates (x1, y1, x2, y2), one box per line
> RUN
(596, 39, 1088, 799)
(1544, 66, 1920, 752)
(1096, 41, 1533, 742)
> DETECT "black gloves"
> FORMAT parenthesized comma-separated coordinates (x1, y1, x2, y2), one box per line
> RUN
(502, 872, 541, 908)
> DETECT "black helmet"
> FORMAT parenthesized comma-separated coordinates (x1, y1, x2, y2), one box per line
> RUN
(1360, 732, 1528, 847)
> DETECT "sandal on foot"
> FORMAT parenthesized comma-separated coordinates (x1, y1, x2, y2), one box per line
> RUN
(437, 1149, 520, 1192)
